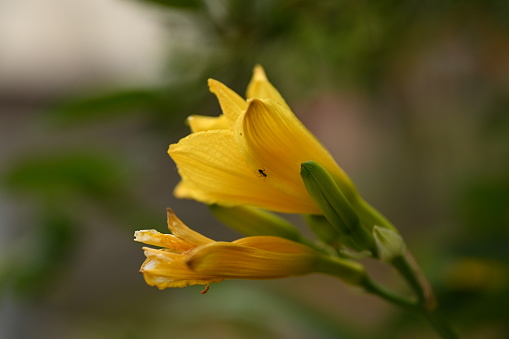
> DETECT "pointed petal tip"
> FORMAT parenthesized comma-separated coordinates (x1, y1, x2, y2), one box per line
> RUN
(167, 143, 175, 154)
(207, 78, 222, 93)
(253, 65, 268, 81)
(166, 208, 179, 231)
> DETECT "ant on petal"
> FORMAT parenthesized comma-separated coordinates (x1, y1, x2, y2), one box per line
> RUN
(257, 169, 267, 178)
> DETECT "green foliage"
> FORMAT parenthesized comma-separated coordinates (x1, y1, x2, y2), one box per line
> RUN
(459, 177, 509, 237)
(48, 89, 163, 125)
(1, 210, 77, 297)
(135, 0, 202, 9)
(3, 152, 127, 200)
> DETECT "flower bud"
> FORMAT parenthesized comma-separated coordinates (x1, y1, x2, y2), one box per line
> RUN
(304, 214, 342, 247)
(373, 226, 405, 262)
(209, 204, 302, 242)
(300, 161, 374, 252)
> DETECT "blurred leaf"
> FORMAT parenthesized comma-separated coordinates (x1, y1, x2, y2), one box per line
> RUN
(435, 259, 509, 336)
(133, 0, 202, 9)
(458, 177, 509, 235)
(483, 96, 509, 138)
(48, 89, 162, 125)
(3, 151, 128, 201)
(179, 283, 362, 339)
(0, 210, 78, 297)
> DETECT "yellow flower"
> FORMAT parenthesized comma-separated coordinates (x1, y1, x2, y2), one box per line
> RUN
(169, 65, 359, 214)
(135, 209, 361, 290)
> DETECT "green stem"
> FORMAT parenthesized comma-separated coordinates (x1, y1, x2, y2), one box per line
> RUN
(392, 252, 436, 309)
(360, 276, 416, 310)
(419, 308, 461, 339)
(360, 275, 460, 339)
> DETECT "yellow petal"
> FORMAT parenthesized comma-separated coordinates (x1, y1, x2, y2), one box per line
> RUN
(141, 247, 224, 289)
(233, 236, 314, 254)
(246, 65, 289, 111)
(134, 229, 194, 253)
(187, 242, 317, 279)
(173, 180, 197, 199)
(166, 209, 214, 247)
(208, 79, 247, 128)
(169, 130, 318, 213)
(236, 98, 358, 203)
(187, 114, 229, 133)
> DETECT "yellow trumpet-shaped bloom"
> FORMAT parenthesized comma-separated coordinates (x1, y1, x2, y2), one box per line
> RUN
(169, 65, 359, 214)
(135, 209, 326, 290)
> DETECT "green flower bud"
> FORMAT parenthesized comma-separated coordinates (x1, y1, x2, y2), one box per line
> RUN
(209, 204, 302, 242)
(304, 214, 341, 247)
(300, 161, 374, 252)
(350, 198, 397, 232)
(373, 226, 405, 262)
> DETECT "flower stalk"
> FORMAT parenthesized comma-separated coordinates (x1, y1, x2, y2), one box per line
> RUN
(360, 276, 459, 339)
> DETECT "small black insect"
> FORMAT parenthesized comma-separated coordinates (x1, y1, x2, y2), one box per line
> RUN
(257, 169, 267, 177)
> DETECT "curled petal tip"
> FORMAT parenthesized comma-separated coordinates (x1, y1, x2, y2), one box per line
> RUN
(166, 207, 176, 222)
(134, 229, 159, 243)
(166, 208, 184, 233)
(246, 97, 265, 108)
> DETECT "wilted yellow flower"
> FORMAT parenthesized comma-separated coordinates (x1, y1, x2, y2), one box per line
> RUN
(135, 209, 365, 290)
(169, 66, 359, 214)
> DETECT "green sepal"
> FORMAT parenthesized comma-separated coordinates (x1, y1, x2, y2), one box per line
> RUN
(300, 161, 374, 252)
(373, 226, 406, 262)
(209, 204, 302, 242)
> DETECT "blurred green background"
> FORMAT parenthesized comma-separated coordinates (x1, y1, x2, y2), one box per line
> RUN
(1, 0, 508, 338)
